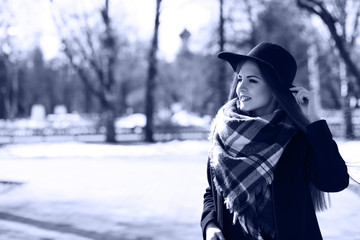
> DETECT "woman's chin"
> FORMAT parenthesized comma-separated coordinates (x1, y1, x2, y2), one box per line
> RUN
(239, 107, 251, 115)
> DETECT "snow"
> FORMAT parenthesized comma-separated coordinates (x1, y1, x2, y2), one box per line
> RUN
(0, 140, 359, 239)
(317, 189, 360, 240)
(115, 110, 211, 129)
(115, 113, 146, 128)
(0, 220, 90, 240)
(336, 139, 360, 183)
(171, 110, 211, 128)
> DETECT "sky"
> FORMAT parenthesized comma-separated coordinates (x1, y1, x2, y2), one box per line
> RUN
(119, 0, 218, 60)
(3, 0, 219, 61)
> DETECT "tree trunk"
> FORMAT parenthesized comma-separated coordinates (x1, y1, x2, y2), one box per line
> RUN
(144, 0, 161, 142)
(339, 60, 355, 139)
(0, 58, 7, 119)
(84, 83, 92, 113)
(216, 0, 227, 111)
(307, 44, 321, 111)
(343, 95, 355, 139)
(102, 0, 118, 143)
(9, 66, 19, 119)
(104, 108, 116, 143)
(99, 94, 116, 143)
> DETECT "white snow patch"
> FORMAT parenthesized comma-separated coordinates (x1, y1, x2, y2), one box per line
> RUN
(171, 110, 211, 128)
(0, 139, 358, 239)
(115, 113, 146, 128)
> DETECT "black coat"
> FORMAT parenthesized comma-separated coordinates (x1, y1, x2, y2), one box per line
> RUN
(201, 120, 349, 240)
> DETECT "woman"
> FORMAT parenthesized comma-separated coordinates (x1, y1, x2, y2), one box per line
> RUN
(201, 42, 349, 240)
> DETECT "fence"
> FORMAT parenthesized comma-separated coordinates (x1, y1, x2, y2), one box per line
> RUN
(0, 125, 211, 143)
(0, 119, 359, 144)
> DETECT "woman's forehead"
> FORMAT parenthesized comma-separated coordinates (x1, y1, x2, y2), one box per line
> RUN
(238, 61, 261, 75)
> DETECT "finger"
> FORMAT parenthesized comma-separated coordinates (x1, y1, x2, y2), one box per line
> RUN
(210, 235, 220, 240)
(297, 91, 305, 104)
(293, 93, 301, 104)
(298, 94, 308, 104)
(289, 86, 305, 92)
(290, 86, 307, 90)
(299, 91, 311, 103)
(296, 95, 303, 105)
(291, 89, 302, 98)
(215, 232, 226, 240)
(294, 89, 310, 104)
(292, 89, 308, 105)
(293, 90, 303, 104)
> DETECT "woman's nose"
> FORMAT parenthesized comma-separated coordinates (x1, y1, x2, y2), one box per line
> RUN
(237, 82, 247, 93)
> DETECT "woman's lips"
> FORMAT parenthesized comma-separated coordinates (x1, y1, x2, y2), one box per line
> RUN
(239, 95, 251, 102)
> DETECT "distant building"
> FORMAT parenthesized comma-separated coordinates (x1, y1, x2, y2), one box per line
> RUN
(178, 28, 192, 58)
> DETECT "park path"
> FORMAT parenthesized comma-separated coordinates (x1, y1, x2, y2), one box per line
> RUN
(0, 140, 358, 240)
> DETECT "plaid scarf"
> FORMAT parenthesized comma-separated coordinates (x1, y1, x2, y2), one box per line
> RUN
(209, 98, 297, 240)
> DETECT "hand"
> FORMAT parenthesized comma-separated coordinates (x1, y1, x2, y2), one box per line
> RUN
(206, 222, 225, 240)
(289, 86, 321, 123)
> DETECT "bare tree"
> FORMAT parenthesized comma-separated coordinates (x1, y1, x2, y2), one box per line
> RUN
(297, 0, 360, 139)
(297, 0, 360, 85)
(0, 2, 19, 120)
(50, 0, 119, 142)
(0, 58, 7, 119)
(144, 0, 162, 142)
(216, 0, 227, 111)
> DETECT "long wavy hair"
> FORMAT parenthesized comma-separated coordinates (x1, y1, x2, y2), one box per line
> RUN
(227, 60, 329, 211)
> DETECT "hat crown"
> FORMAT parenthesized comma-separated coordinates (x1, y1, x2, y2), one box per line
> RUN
(218, 42, 297, 87)
(247, 43, 297, 85)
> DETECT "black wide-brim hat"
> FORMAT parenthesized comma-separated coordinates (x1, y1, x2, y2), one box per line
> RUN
(218, 42, 297, 88)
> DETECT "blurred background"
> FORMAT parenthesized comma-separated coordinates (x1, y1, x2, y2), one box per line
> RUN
(0, 0, 359, 239)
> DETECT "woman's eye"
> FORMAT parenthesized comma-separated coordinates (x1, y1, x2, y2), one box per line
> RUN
(249, 79, 258, 83)
(237, 76, 242, 82)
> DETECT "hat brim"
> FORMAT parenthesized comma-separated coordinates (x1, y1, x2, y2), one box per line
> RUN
(218, 52, 295, 88)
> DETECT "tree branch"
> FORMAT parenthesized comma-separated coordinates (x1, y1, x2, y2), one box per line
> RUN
(297, 0, 360, 88)
(350, 1, 360, 46)
(297, 0, 322, 16)
(62, 39, 103, 100)
(49, 3, 105, 101)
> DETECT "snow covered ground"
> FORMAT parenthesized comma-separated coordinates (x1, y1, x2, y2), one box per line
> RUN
(0, 139, 359, 240)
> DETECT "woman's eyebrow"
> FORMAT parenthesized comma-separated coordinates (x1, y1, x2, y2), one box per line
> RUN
(247, 75, 260, 79)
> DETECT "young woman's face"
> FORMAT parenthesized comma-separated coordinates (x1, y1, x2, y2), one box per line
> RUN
(236, 61, 276, 116)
